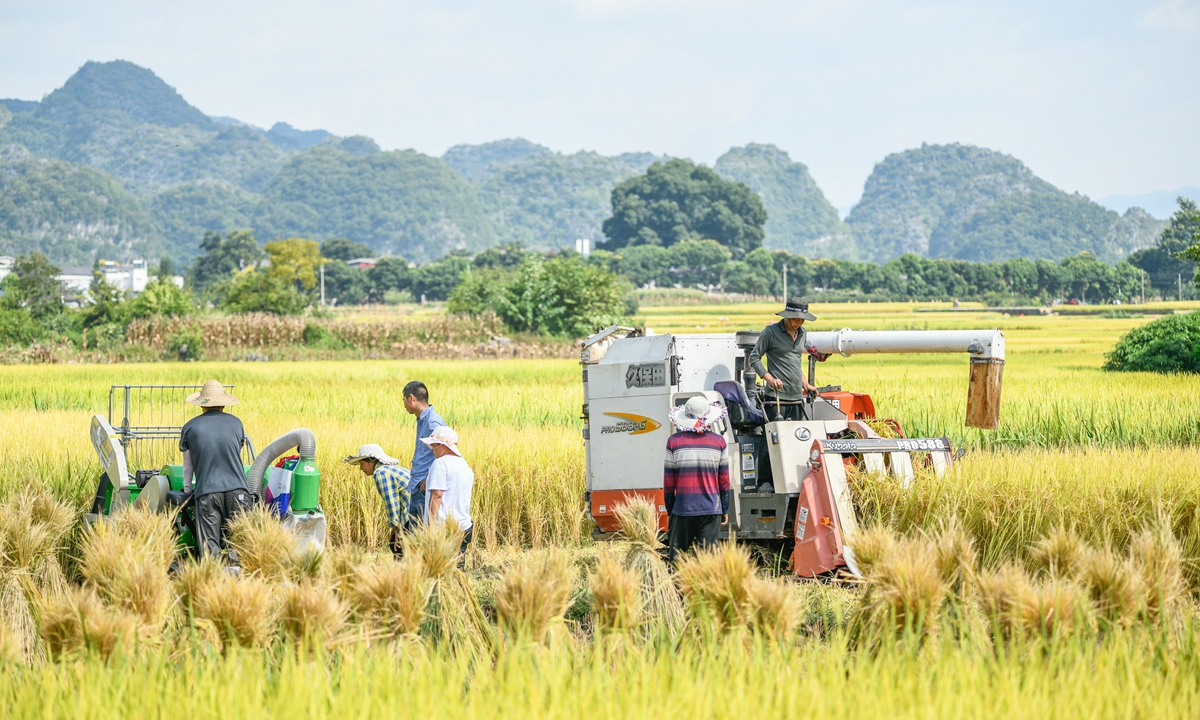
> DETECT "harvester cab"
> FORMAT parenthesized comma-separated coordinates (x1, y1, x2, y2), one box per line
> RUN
(84, 385, 328, 557)
(581, 325, 1004, 577)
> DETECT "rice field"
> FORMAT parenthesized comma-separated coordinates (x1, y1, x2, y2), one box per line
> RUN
(0, 303, 1198, 718)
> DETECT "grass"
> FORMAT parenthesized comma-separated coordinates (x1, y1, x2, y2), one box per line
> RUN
(0, 303, 1198, 717)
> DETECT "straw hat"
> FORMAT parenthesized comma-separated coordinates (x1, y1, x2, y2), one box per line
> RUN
(670, 396, 726, 433)
(419, 425, 462, 457)
(776, 297, 817, 321)
(185, 380, 239, 407)
(343, 443, 400, 465)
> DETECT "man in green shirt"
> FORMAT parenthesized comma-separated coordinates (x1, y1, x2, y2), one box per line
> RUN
(749, 297, 820, 421)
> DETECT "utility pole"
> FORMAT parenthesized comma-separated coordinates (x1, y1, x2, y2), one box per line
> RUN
(1141, 270, 1145, 305)
(320, 264, 326, 308)
(1179, 274, 1183, 303)
(782, 264, 788, 301)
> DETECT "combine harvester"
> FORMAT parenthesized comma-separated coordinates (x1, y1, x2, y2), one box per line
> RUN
(581, 326, 1004, 576)
(84, 385, 328, 557)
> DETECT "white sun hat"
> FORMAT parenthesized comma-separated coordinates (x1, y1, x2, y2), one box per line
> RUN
(669, 396, 726, 433)
(419, 425, 462, 457)
(343, 443, 400, 465)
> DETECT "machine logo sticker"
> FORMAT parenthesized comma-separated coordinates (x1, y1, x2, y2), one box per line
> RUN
(795, 427, 812, 441)
(600, 412, 662, 435)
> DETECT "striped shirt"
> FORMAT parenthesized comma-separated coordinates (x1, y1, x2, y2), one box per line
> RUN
(373, 464, 413, 528)
(663, 431, 731, 517)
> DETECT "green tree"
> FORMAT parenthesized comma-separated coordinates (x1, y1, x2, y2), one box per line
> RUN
(367, 257, 413, 300)
(601, 159, 767, 259)
(1128, 198, 1199, 299)
(79, 270, 129, 328)
(188, 230, 263, 293)
(128, 277, 194, 318)
(266, 238, 325, 291)
(217, 271, 308, 315)
(2, 252, 64, 319)
(322, 262, 369, 305)
(493, 255, 626, 337)
(473, 242, 527, 269)
(411, 257, 471, 301)
(320, 238, 374, 262)
(672, 239, 732, 288)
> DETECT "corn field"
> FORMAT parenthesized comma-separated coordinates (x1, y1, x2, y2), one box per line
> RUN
(0, 304, 1198, 717)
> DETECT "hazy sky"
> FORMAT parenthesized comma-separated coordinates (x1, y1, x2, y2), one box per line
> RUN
(1, 0, 1197, 208)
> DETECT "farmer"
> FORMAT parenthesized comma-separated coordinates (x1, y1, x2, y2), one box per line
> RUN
(180, 380, 252, 560)
(663, 396, 731, 565)
(421, 426, 475, 566)
(343, 443, 413, 557)
(749, 297, 822, 421)
(403, 380, 446, 529)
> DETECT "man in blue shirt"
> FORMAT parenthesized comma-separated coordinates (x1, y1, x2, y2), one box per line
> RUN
(403, 380, 446, 529)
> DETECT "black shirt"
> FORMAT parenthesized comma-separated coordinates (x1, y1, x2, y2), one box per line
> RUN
(179, 410, 249, 497)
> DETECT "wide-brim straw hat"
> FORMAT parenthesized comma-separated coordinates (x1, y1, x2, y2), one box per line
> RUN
(419, 425, 462, 457)
(186, 380, 239, 407)
(777, 297, 817, 321)
(343, 443, 400, 465)
(670, 396, 726, 433)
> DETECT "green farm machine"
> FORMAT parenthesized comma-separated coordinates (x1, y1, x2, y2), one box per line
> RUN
(84, 384, 327, 557)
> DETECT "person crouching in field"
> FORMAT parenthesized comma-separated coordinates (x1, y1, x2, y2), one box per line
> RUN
(663, 396, 731, 566)
(421, 426, 475, 567)
(180, 380, 253, 561)
(343, 444, 413, 557)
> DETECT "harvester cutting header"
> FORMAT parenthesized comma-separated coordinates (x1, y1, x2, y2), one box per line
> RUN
(581, 298, 1004, 577)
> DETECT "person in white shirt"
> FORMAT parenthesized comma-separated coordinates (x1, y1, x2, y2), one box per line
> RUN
(420, 425, 475, 565)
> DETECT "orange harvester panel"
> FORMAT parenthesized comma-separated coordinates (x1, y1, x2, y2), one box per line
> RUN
(791, 450, 848, 577)
(589, 489, 667, 534)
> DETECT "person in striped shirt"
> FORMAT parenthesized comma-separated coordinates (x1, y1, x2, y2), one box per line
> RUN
(344, 443, 413, 557)
(663, 396, 731, 565)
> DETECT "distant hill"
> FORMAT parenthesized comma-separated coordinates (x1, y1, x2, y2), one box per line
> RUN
(444, 139, 666, 251)
(254, 145, 493, 262)
(1101, 187, 1200, 220)
(846, 143, 1164, 263)
(0, 61, 290, 196)
(0, 145, 162, 264)
(0, 62, 1177, 268)
(714, 143, 851, 258)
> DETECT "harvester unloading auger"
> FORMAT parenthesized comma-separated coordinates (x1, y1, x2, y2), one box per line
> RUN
(581, 326, 1004, 577)
(84, 385, 328, 558)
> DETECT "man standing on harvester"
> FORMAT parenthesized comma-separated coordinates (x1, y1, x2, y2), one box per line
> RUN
(180, 380, 252, 560)
(749, 297, 821, 421)
(663, 396, 731, 565)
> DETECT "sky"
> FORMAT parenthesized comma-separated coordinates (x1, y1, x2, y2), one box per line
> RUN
(1, 0, 1197, 210)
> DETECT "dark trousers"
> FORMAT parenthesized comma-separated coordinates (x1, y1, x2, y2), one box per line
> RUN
(667, 514, 722, 565)
(195, 488, 253, 559)
(405, 489, 426, 532)
(459, 524, 473, 569)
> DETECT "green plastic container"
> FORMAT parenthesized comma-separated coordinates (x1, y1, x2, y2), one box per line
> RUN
(290, 457, 321, 512)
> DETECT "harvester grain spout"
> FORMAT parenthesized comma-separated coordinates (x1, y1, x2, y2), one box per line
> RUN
(807, 328, 1005, 429)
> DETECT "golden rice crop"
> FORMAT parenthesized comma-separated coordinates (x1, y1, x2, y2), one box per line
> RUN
(78, 506, 175, 634)
(674, 544, 757, 633)
(194, 574, 277, 651)
(226, 505, 300, 581)
(347, 559, 433, 639)
(493, 549, 575, 644)
(280, 582, 347, 649)
(589, 552, 642, 633)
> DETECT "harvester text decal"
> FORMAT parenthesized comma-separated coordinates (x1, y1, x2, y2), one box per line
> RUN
(600, 412, 662, 435)
(625, 363, 666, 388)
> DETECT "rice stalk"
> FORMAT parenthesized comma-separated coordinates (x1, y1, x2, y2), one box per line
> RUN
(493, 550, 574, 644)
(1031, 526, 1087, 579)
(1077, 545, 1144, 628)
(194, 574, 277, 651)
(1129, 515, 1187, 627)
(78, 505, 175, 635)
(281, 583, 348, 650)
(403, 519, 465, 580)
(348, 559, 433, 638)
(858, 536, 947, 639)
(589, 553, 642, 633)
(39, 586, 138, 661)
(226, 506, 300, 581)
(1012, 578, 1092, 640)
(850, 526, 897, 578)
(613, 498, 661, 549)
(674, 543, 756, 632)
(745, 577, 801, 640)
(976, 563, 1034, 640)
(173, 556, 225, 615)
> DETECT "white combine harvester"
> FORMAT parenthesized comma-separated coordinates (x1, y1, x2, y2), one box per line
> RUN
(581, 325, 1004, 576)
